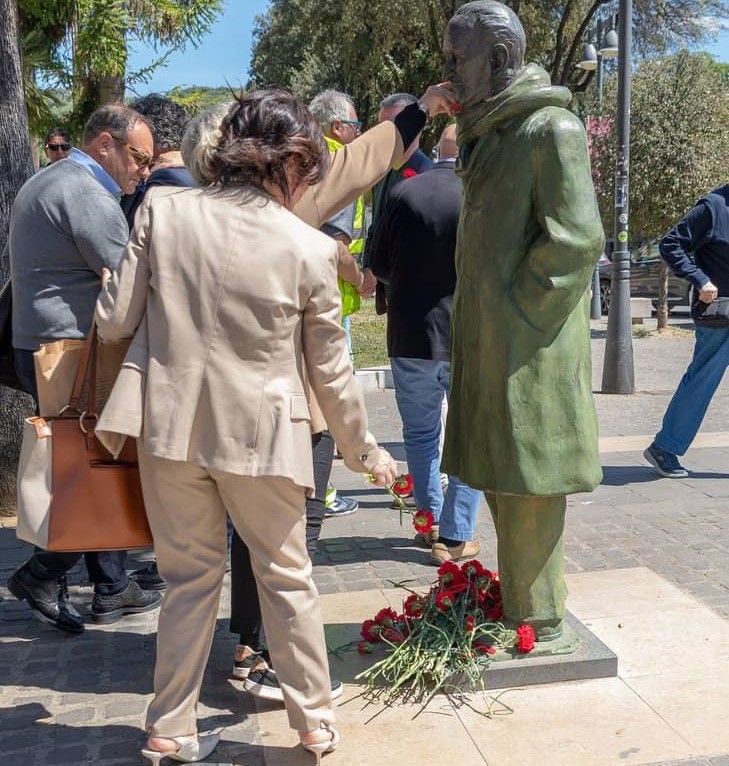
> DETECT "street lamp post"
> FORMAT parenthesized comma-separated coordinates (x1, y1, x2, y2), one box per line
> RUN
(580, 17, 619, 321)
(601, 0, 635, 394)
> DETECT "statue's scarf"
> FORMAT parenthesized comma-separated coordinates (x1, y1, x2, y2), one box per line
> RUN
(456, 64, 572, 176)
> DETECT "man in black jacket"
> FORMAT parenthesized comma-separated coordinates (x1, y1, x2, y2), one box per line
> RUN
(369, 124, 481, 564)
(645, 184, 729, 478)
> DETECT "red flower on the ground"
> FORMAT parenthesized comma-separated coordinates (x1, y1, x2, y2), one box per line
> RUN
(474, 642, 497, 655)
(357, 641, 375, 654)
(403, 593, 425, 617)
(485, 604, 504, 621)
(516, 623, 536, 654)
(374, 607, 398, 627)
(461, 559, 485, 579)
(437, 561, 462, 584)
(382, 627, 405, 644)
(413, 509, 435, 534)
(435, 589, 456, 612)
(391, 474, 414, 497)
(465, 614, 476, 632)
(360, 619, 382, 642)
(402, 168, 418, 179)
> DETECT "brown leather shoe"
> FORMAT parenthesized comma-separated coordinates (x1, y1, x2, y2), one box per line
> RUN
(430, 540, 481, 565)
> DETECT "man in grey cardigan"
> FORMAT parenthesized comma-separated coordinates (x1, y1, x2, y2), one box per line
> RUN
(7, 105, 161, 633)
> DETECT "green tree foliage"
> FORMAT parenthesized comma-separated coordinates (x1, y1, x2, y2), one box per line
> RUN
(248, 0, 728, 127)
(166, 85, 233, 113)
(18, 0, 223, 138)
(590, 51, 729, 241)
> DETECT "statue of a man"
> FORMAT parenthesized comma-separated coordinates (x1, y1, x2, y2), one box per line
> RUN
(441, 1, 605, 643)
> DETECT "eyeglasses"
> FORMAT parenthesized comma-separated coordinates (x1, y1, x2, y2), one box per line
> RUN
(112, 136, 153, 169)
(46, 143, 71, 151)
(340, 119, 362, 131)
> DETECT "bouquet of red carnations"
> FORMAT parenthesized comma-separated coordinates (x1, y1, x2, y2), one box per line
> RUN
(355, 559, 535, 706)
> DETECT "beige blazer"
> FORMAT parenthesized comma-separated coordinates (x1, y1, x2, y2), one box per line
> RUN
(95, 186, 383, 492)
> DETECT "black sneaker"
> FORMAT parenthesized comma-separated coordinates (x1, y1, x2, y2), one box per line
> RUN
(232, 645, 270, 680)
(324, 495, 358, 518)
(644, 443, 688, 478)
(130, 562, 167, 591)
(7, 566, 84, 634)
(243, 667, 344, 702)
(90, 579, 161, 624)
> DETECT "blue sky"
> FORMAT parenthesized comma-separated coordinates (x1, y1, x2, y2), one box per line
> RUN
(127, 2, 729, 94)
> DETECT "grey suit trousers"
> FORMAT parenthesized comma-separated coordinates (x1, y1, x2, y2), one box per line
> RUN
(138, 451, 334, 736)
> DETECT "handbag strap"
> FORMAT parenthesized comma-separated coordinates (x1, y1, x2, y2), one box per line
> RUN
(68, 324, 98, 414)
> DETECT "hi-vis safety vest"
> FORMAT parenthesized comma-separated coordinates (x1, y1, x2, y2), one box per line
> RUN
(324, 135, 364, 316)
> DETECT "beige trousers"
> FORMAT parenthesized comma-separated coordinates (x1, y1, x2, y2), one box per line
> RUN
(138, 451, 334, 737)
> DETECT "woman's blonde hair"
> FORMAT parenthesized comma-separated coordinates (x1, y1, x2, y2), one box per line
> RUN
(181, 101, 233, 185)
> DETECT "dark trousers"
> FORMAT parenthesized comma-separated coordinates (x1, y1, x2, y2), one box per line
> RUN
(14, 348, 129, 595)
(229, 430, 334, 651)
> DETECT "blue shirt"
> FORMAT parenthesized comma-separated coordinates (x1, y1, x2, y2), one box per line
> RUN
(67, 147, 121, 199)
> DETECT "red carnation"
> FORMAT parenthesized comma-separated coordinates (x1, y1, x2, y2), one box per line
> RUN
(374, 607, 398, 627)
(360, 619, 382, 642)
(437, 561, 462, 584)
(465, 614, 476, 632)
(435, 589, 456, 612)
(461, 559, 485, 579)
(382, 627, 405, 644)
(413, 509, 435, 534)
(403, 593, 425, 617)
(516, 623, 536, 654)
(357, 641, 375, 654)
(474, 642, 496, 655)
(391, 474, 414, 497)
(402, 168, 418, 179)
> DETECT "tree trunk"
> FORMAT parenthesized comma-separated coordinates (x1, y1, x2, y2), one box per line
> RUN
(97, 73, 125, 105)
(0, 0, 36, 514)
(656, 260, 670, 331)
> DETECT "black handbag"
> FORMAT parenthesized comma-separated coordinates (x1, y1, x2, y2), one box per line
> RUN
(691, 296, 729, 328)
(0, 279, 22, 390)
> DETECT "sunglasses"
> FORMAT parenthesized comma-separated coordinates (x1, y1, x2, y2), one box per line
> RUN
(112, 136, 153, 169)
(340, 119, 362, 131)
(46, 143, 71, 151)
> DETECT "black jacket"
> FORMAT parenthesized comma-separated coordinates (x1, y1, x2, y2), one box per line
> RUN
(369, 160, 462, 361)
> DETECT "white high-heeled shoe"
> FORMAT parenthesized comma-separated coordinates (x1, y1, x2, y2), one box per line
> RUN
(300, 724, 339, 765)
(140, 732, 220, 765)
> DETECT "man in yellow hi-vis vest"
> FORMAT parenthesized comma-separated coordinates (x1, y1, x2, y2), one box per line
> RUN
(307, 90, 376, 520)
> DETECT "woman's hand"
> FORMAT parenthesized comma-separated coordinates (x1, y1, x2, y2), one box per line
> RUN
(101, 267, 112, 288)
(370, 452, 398, 487)
(419, 82, 459, 118)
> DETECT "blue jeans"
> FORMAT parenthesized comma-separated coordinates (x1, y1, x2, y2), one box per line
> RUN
(391, 357, 481, 541)
(655, 326, 729, 455)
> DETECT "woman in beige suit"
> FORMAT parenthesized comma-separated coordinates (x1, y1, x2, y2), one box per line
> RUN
(95, 90, 397, 765)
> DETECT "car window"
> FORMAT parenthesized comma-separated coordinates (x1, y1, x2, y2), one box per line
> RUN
(633, 241, 660, 263)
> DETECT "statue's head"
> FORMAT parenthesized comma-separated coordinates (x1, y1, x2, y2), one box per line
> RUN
(444, 1, 526, 108)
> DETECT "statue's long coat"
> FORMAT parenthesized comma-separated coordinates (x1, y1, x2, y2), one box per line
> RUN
(442, 65, 605, 496)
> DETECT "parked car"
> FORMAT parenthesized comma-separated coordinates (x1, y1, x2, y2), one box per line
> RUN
(598, 240, 693, 315)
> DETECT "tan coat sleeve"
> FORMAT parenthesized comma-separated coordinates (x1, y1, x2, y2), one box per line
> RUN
(294, 121, 404, 228)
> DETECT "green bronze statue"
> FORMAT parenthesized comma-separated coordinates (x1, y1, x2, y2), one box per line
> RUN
(441, 1, 605, 643)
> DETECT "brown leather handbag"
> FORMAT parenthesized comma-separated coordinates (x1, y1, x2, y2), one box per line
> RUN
(16, 327, 153, 551)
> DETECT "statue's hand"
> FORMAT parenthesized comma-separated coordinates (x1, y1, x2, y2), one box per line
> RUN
(419, 82, 459, 118)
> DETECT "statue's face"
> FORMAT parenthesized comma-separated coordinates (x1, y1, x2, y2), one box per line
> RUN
(443, 16, 495, 109)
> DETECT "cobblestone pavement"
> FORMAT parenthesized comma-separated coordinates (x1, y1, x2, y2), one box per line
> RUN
(2, 320, 729, 765)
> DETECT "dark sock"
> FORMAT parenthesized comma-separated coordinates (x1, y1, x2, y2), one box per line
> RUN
(438, 536, 464, 547)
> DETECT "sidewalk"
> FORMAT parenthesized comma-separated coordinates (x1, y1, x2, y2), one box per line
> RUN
(2, 322, 729, 766)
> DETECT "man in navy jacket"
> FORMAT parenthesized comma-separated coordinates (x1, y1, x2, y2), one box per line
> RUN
(645, 184, 729, 477)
